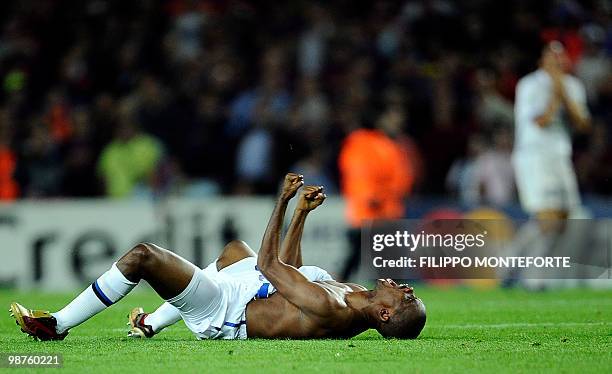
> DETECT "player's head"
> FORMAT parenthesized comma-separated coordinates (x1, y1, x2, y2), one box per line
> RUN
(540, 40, 571, 73)
(369, 279, 426, 339)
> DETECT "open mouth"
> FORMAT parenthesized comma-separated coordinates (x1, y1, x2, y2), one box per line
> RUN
(377, 279, 399, 288)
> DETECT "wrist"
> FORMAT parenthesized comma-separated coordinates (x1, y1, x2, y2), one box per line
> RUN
(278, 194, 291, 203)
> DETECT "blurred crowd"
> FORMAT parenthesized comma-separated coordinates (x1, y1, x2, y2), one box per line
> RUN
(0, 0, 610, 202)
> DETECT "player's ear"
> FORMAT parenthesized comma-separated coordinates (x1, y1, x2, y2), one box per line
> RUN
(378, 308, 390, 322)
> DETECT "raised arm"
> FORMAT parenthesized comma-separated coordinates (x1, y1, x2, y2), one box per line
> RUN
(257, 176, 330, 316)
(535, 43, 590, 131)
(279, 210, 306, 267)
(259, 173, 303, 270)
(533, 59, 562, 128)
(558, 79, 590, 132)
(279, 185, 326, 267)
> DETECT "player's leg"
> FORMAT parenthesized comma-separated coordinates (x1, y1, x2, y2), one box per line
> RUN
(116, 242, 197, 298)
(128, 302, 182, 338)
(129, 240, 257, 338)
(519, 157, 574, 287)
(216, 240, 257, 270)
(94, 242, 225, 340)
(531, 155, 573, 233)
(11, 242, 197, 340)
(526, 159, 577, 284)
(505, 152, 557, 284)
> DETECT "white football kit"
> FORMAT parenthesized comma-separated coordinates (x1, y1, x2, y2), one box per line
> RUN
(512, 69, 589, 214)
(166, 257, 333, 340)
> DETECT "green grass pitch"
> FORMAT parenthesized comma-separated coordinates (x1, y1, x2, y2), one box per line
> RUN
(1, 287, 610, 373)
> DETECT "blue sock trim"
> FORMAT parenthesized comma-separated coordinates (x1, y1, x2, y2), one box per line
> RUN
(91, 280, 113, 307)
(223, 320, 246, 328)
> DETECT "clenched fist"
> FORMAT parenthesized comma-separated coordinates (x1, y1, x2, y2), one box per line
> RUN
(281, 173, 304, 200)
(297, 185, 326, 212)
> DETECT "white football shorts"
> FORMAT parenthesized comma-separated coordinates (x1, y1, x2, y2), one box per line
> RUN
(166, 257, 333, 340)
(513, 152, 581, 214)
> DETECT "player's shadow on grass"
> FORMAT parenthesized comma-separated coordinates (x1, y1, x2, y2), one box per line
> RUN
(120, 337, 395, 342)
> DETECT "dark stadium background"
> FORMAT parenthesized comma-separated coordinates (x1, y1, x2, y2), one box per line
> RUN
(0, 0, 609, 200)
(0, 0, 611, 289)
(0, 4, 610, 373)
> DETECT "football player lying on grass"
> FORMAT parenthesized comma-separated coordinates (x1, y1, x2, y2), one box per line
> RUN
(11, 173, 426, 341)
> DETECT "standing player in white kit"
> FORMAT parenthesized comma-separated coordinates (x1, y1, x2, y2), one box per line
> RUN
(508, 41, 591, 284)
(513, 41, 590, 225)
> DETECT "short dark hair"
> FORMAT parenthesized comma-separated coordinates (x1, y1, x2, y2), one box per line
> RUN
(377, 299, 426, 339)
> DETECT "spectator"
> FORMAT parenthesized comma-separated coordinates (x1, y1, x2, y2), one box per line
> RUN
(231, 47, 292, 193)
(474, 69, 514, 129)
(291, 148, 337, 195)
(298, 4, 334, 77)
(0, 1, 608, 200)
(61, 108, 99, 197)
(234, 127, 274, 194)
(167, 0, 206, 63)
(575, 34, 611, 106)
(0, 110, 18, 200)
(227, 47, 291, 137)
(292, 77, 330, 134)
(446, 134, 486, 206)
(472, 127, 515, 206)
(338, 107, 414, 280)
(21, 119, 63, 197)
(97, 100, 163, 198)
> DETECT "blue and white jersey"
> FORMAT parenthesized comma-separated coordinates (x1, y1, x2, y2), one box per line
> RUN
(195, 257, 333, 340)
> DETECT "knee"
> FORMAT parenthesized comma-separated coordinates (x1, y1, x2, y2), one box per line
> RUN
(224, 240, 248, 250)
(124, 243, 158, 270)
(116, 243, 161, 281)
(216, 240, 255, 271)
(221, 240, 255, 258)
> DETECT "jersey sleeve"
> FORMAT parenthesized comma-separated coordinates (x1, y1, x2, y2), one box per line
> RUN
(515, 78, 547, 124)
(297, 266, 334, 282)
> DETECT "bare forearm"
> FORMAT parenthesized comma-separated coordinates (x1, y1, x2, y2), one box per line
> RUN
(256, 197, 308, 296)
(252, 182, 330, 316)
(258, 196, 289, 271)
(280, 209, 308, 267)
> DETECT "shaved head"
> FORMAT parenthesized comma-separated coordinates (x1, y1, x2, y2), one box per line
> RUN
(377, 298, 426, 339)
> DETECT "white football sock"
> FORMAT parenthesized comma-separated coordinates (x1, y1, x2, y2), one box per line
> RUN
(145, 302, 182, 333)
(53, 262, 137, 334)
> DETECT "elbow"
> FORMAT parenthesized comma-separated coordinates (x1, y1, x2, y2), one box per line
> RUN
(256, 255, 267, 271)
(256, 251, 275, 272)
(257, 253, 285, 279)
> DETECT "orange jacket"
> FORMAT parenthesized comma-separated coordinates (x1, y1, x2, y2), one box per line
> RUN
(0, 147, 18, 200)
(339, 129, 413, 227)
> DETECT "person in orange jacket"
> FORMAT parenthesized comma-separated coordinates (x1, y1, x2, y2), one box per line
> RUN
(0, 123, 19, 201)
(0, 147, 18, 200)
(339, 105, 414, 279)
